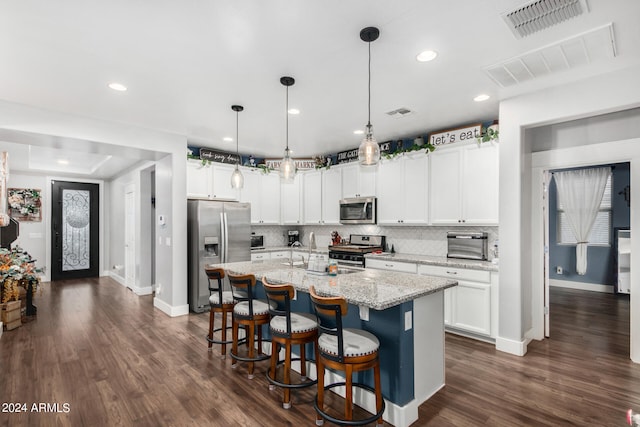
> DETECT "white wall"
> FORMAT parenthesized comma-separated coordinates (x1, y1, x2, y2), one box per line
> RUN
(498, 64, 640, 359)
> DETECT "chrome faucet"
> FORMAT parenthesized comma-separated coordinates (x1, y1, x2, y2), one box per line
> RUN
(289, 240, 303, 267)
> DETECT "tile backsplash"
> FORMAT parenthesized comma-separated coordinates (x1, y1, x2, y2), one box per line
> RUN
(252, 224, 498, 258)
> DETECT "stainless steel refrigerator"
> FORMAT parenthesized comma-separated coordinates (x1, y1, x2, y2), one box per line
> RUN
(187, 199, 251, 313)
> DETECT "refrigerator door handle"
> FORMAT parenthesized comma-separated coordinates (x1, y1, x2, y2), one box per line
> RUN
(223, 212, 230, 263)
(220, 212, 227, 262)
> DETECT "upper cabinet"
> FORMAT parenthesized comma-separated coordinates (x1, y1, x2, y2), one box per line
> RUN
(187, 159, 240, 201)
(240, 168, 281, 224)
(281, 173, 303, 225)
(341, 163, 377, 199)
(186, 159, 213, 199)
(429, 142, 499, 225)
(303, 169, 341, 225)
(377, 154, 429, 225)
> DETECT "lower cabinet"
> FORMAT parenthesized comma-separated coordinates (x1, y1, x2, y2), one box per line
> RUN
(365, 258, 418, 274)
(418, 264, 497, 339)
(250, 252, 270, 261)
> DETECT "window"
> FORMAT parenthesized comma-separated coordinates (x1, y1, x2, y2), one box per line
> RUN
(557, 173, 612, 245)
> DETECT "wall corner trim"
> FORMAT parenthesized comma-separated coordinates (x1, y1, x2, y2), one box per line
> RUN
(153, 298, 189, 317)
(495, 335, 528, 356)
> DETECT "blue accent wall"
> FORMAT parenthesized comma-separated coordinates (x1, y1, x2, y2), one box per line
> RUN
(549, 163, 630, 284)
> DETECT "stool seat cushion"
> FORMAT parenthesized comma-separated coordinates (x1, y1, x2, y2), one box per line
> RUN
(318, 328, 380, 357)
(270, 312, 318, 334)
(209, 291, 234, 305)
(234, 299, 271, 316)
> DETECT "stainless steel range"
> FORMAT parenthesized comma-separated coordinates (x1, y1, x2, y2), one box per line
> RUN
(328, 234, 385, 267)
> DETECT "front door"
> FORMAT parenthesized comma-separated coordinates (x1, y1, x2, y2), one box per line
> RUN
(51, 181, 99, 281)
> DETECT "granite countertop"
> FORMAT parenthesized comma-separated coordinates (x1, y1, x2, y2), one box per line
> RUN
(365, 252, 499, 272)
(207, 259, 457, 310)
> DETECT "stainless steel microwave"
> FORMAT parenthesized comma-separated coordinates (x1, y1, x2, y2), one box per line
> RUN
(447, 232, 488, 260)
(339, 197, 377, 224)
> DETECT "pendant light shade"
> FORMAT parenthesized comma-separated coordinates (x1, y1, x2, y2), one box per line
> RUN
(358, 26, 381, 166)
(230, 105, 244, 189)
(280, 76, 296, 183)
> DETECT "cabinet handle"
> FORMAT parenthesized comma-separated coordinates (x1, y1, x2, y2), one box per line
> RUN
(385, 263, 394, 267)
(446, 271, 458, 275)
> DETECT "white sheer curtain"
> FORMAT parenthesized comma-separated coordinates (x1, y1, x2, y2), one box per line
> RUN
(553, 167, 610, 275)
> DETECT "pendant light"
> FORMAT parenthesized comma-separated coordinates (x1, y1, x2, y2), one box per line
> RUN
(358, 26, 381, 166)
(230, 105, 244, 189)
(279, 76, 296, 183)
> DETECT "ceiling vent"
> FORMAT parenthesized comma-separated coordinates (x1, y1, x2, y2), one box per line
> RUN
(385, 107, 414, 118)
(502, 0, 589, 39)
(484, 23, 616, 88)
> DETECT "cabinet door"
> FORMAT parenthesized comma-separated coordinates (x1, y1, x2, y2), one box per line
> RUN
(358, 166, 377, 197)
(281, 173, 302, 225)
(342, 163, 377, 198)
(303, 171, 323, 224)
(322, 168, 341, 224)
(186, 159, 212, 198)
(401, 155, 428, 224)
(429, 148, 462, 224)
(341, 164, 359, 198)
(377, 158, 404, 224)
(240, 169, 262, 224)
(250, 252, 270, 261)
(451, 280, 491, 336)
(211, 164, 239, 200)
(259, 173, 281, 224)
(462, 143, 499, 224)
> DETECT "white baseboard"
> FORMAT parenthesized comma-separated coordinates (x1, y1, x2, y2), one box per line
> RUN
(550, 279, 614, 293)
(132, 286, 153, 296)
(109, 271, 127, 287)
(153, 297, 189, 317)
(495, 335, 529, 356)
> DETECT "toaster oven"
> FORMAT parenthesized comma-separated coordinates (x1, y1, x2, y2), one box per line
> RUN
(447, 232, 488, 260)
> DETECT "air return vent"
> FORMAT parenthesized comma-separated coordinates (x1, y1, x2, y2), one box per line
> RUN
(385, 107, 413, 118)
(502, 0, 589, 39)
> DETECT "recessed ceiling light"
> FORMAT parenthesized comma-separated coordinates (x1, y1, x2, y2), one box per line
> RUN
(288, 108, 300, 115)
(474, 94, 491, 102)
(108, 82, 127, 92)
(57, 159, 69, 165)
(416, 50, 438, 62)
(223, 137, 233, 142)
(353, 130, 364, 135)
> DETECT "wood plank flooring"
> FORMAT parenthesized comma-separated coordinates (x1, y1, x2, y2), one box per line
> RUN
(1, 278, 638, 426)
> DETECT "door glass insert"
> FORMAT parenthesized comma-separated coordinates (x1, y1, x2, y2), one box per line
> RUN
(62, 189, 91, 271)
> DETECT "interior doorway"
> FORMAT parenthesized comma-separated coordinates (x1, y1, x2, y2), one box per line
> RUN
(50, 180, 100, 280)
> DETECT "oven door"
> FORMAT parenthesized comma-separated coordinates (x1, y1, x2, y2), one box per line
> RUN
(339, 197, 376, 224)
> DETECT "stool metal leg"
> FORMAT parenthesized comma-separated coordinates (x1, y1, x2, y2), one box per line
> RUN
(207, 308, 215, 350)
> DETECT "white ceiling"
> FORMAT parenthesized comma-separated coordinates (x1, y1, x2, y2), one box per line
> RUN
(0, 0, 638, 178)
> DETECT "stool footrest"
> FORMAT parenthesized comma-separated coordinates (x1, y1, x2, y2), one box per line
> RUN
(266, 357, 318, 390)
(314, 382, 386, 426)
(205, 326, 235, 345)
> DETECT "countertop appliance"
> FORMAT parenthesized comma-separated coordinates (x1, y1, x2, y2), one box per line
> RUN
(187, 199, 251, 313)
(339, 197, 376, 225)
(287, 230, 300, 246)
(329, 234, 385, 267)
(250, 234, 264, 250)
(447, 231, 488, 261)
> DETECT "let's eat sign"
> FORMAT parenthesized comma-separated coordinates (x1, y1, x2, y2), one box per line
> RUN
(429, 123, 482, 146)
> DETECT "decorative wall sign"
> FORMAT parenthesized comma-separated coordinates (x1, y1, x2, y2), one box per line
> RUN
(8, 188, 42, 222)
(336, 141, 392, 164)
(199, 148, 240, 164)
(264, 158, 316, 170)
(429, 123, 482, 146)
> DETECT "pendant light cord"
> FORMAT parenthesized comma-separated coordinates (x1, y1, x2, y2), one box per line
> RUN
(367, 40, 372, 128)
(235, 111, 239, 165)
(285, 85, 289, 151)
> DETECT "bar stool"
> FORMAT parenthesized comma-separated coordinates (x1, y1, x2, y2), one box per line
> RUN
(309, 285, 385, 426)
(262, 277, 318, 409)
(229, 272, 271, 379)
(205, 267, 234, 358)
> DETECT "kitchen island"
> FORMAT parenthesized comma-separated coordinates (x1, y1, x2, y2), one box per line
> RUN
(208, 259, 457, 427)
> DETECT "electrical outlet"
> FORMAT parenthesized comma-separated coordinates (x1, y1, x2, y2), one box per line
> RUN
(556, 266, 563, 275)
(404, 310, 413, 331)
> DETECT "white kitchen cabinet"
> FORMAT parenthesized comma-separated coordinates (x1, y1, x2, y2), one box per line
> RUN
(250, 252, 270, 261)
(211, 163, 240, 200)
(429, 142, 499, 225)
(270, 251, 290, 260)
(377, 154, 428, 225)
(303, 169, 341, 225)
(341, 163, 377, 198)
(281, 173, 303, 225)
(365, 258, 417, 273)
(241, 168, 281, 224)
(187, 159, 213, 199)
(418, 264, 496, 339)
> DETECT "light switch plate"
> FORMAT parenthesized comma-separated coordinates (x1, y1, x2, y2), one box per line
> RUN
(404, 310, 413, 331)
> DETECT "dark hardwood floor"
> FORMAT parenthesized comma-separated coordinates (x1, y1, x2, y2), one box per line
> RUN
(1, 278, 638, 426)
